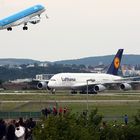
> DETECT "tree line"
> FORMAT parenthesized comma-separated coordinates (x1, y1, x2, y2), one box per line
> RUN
(0, 64, 87, 82)
(33, 109, 140, 140)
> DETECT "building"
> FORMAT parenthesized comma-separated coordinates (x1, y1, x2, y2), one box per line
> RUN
(35, 74, 54, 81)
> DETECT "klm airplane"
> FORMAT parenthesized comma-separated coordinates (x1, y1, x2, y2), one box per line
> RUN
(0, 4, 46, 31)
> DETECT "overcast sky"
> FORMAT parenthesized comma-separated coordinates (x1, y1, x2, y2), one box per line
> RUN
(0, 0, 140, 61)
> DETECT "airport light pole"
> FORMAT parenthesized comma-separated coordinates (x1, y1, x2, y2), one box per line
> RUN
(86, 79, 95, 112)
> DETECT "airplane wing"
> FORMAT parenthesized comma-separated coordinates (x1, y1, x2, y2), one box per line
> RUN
(32, 79, 49, 82)
(28, 16, 41, 24)
(72, 79, 140, 91)
(119, 76, 140, 81)
(13, 16, 40, 26)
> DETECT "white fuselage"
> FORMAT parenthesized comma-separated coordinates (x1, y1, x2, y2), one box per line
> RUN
(48, 73, 122, 90)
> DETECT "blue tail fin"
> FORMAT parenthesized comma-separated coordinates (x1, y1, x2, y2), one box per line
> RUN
(107, 49, 123, 75)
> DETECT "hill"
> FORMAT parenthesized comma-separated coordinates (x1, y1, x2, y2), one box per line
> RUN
(0, 58, 40, 65)
(54, 55, 140, 66)
(0, 55, 140, 66)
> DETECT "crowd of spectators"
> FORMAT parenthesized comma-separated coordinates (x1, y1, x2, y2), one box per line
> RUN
(0, 106, 128, 140)
(0, 106, 68, 140)
(0, 117, 36, 140)
(41, 106, 68, 117)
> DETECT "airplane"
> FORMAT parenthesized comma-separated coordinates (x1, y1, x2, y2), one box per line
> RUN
(0, 4, 46, 31)
(46, 49, 140, 94)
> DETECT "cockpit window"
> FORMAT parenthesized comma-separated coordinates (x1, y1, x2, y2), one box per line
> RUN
(50, 79, 56, 81)
(0, 21, 2, 26)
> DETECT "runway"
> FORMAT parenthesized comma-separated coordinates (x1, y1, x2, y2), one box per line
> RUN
(0, 91, 140, 104)
(0, 99, 140, 103)
(0, 91, 140, 95)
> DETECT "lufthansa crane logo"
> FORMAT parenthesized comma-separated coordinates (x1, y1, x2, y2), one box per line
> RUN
(114, 57, 120, 69)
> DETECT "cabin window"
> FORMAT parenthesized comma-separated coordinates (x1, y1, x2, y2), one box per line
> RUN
(34, 6, 38, 10)
(50, 79, 56, 81)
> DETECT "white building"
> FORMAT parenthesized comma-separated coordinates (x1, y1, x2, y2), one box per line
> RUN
(35, 74, 54, 81)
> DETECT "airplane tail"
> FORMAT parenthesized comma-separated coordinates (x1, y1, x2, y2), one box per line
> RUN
(107, 49, 124, 75)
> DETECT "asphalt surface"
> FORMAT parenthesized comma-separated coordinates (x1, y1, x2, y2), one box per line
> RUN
(0, 91, 140, 95)
(0, 100, 139, 103)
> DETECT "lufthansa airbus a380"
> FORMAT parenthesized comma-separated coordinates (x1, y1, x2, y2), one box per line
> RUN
(0, 4, 46, 31)
(47, 49, 140, 94)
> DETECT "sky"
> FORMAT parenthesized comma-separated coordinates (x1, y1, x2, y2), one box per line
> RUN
(0, 0, 140, 61)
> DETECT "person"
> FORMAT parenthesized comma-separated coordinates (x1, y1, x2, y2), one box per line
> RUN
(15, 122, 25, 140)
(41, 108, 45, 116)
(59, 107, 63, 115)
(124, 114, 128, 125)
(53, 106, 57, 116)
(100, 121, 107, 130)
(18, 117, 25, 127)
(28, 118, 36, 129)
(24, 118, 36, 140)
(63, 107, 67, 114)
(0, 119, 6, 140)
(49, 106, 53, 114)
(44, 108, 49, 117)
(41, 108, 50, 118)
(6, 121, 16, 140)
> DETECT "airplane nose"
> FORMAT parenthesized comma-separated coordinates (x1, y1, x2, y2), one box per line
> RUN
(48, 81, 54, 88)
(48, 78, 57, 88)
(47, 81, 51, 88)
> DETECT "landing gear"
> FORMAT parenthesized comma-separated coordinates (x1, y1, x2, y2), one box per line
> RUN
(7, 27, 12, 31)
(89, 90, 97, 94)
(71, 90, 77, 94)
(79, 90, 86, 94)
(50, 89, 56, 94)
(79, 90, 97, 94)
(23, 26, 28, 30)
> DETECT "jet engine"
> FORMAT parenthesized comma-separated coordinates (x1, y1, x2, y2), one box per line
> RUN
(94, 84, 106, 92)
(37, 82, 47, 89)
(120, 83, 132, 90)
(29, 16, 40, 24)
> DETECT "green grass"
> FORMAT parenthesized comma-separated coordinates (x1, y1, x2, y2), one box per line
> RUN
(0, 101, 139, 117)
(0, 94, 140, 101)
(0, 102, 23, 111)
(0, 91, 139, 121)
(59, 102, 140, 116)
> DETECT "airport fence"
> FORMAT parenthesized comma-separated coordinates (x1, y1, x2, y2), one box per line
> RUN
(0, 111, 41, 119)
(0, 112, 132, 122)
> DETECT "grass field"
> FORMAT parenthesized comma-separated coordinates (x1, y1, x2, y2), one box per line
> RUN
(0, 91, 140, 120)
(0, 93, 140, 100)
